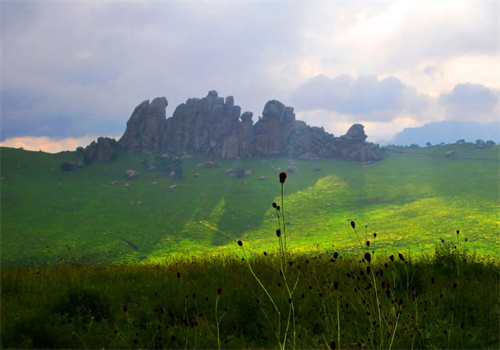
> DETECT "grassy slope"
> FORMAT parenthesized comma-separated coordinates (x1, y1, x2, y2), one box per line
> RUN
(1, 144, 498, 266)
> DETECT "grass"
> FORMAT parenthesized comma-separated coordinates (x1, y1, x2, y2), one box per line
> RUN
(1, 144, 499, 348)
(1, 246, 498, 348)
(1, 143, 499, 267)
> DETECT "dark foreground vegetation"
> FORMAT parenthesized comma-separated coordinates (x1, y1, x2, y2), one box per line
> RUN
(1, 242, 499, 349)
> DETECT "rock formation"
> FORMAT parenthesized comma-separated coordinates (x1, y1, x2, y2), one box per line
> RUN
(83, 137, 118, 162)
(118, 97, 168, 154)
(114, 91, 383, 161)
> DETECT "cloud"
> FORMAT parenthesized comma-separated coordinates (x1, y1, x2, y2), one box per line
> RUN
(439, 83, 498, 122)
(290, 74, 432, 122)
(0, 1, 497, 145)
(0, 135, 109, 153)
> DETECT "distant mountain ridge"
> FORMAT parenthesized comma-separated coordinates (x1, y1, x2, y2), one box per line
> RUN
(383, 121, 500, 146)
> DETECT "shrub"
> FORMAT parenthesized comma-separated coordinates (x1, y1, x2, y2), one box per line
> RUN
(60, 162, 76, 171)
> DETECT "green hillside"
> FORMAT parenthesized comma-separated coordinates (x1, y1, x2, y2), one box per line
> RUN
(1, 144, 498, 267)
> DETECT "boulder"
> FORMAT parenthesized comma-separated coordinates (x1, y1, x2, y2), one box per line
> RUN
(287, 166, 298, 173)
(298, 152, 319, 161)
(125, 169, 139, 179)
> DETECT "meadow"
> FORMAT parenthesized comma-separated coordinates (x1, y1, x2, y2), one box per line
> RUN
(0, 144, 499, 348)
(0, 144, 498, 266)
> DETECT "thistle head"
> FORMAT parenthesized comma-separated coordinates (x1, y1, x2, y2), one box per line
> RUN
(279, 172, 287, 184)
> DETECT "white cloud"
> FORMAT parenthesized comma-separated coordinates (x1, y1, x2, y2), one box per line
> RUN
(0, 1, 498, 146)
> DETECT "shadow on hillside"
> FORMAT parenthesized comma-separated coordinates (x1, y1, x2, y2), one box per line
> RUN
(205, 158, 368, 247)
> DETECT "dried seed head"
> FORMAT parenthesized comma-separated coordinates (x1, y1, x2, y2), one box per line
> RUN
(217, 287, 222, 295)
(389, 254, 394, 262)
(237, 240, 243, 247)
(364, 252, 371, 263)
(398, 253, 405, 262)
(373, 232, 377, 238)
(366, 240, 371, 247)
(276, 229, 281, 237)
(279, 172, 287, 184)
(333, 252, 339, 259)
(350, 220, 356, 229)
(272, 202, 277, 208)
(176, 272, 181, 279)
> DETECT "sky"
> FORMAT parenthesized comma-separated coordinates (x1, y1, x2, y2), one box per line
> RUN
(1, 1, 499, 152)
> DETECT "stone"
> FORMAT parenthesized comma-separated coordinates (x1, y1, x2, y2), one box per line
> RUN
(287, 166, 298, 173)
(125, 170, 139, 179)
(298, 152, 319, 161)
(199, 161, 217, 169)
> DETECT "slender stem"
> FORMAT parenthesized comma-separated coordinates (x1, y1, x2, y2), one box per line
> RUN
(337, 294, 341, 350)
(241, 246, 281, 316)
(353, 227, 364, 251)
(281, 183, 287, 268)
(215, 294, 221, 350)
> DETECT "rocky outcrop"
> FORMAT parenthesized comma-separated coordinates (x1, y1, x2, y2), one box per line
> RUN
(83, 137, 118, 162)
(332, 124, 383, 161)
(118, 97, 168, 154)
(116, 91, 383, 161)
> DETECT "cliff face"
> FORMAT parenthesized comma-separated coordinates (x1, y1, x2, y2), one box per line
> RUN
(117, 91, 383, 161)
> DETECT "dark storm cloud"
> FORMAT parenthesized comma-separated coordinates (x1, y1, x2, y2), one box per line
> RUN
(0, 2, 498, 143)
(290, 74, 430, 122)
(439, 83, 498, 122)
(1, 2, 313, 140)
